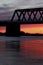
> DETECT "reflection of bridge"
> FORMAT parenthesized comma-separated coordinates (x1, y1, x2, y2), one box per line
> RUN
(0, 8, 43, 36)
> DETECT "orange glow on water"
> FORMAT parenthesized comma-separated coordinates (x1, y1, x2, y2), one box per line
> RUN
(20, 40, 43, 59)
(20, 24, 43, 34)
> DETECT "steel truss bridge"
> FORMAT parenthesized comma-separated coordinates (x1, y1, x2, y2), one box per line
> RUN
(0, 8, 43, 36)
(0, 8, 43, 25)
(11, 8, 43, 24)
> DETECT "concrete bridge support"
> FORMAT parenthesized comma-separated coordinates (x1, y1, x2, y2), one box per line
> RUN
(6, 22, 20, 37)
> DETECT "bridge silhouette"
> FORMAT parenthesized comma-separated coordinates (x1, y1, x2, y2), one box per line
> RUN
(0, 8, 43, 36)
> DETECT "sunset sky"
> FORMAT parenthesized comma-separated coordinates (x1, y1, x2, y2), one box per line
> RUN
(20, 24, 43, 34)
(0, 26, 6, 33)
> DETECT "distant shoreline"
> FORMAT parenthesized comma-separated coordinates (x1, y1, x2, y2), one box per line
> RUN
(20, 31, 43, 36)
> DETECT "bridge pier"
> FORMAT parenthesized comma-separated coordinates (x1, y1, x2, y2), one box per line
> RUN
(6, 22, 20, 37)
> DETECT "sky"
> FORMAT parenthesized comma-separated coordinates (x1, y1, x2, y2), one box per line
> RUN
(20, 24, 43, 34)
(0, 26, 6, 33)
(0, 0, 43, 8)
(0, 0, 43, 20)
(0, 1, 43, 33)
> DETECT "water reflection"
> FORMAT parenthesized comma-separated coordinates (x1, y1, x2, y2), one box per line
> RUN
(6, 41, 20, 51)
(0, 41, 20, 65)
(0, 39, 43, 65)
(20, 40, 43, 59)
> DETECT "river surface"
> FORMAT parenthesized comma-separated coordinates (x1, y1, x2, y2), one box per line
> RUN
(0, 36, 43, 65)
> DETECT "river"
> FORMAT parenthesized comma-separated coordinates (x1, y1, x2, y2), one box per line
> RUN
(0, 36, 43, 65)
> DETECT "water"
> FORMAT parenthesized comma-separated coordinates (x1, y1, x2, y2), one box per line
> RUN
(0, 36, 43, 65)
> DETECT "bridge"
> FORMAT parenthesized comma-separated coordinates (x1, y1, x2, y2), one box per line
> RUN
(0, 8, 43, 36)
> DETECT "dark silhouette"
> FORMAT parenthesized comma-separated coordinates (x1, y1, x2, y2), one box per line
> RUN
(6, 22, 20, 37)
(0, 22, 20, 37)
(0, 33, 6, 36)
(20, 31, 43, 36)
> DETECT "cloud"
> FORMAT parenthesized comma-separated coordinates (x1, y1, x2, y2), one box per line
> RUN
(0, 0, 43, 9)
(0, 0, 43, 21)
(0, 10, 14, 21)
